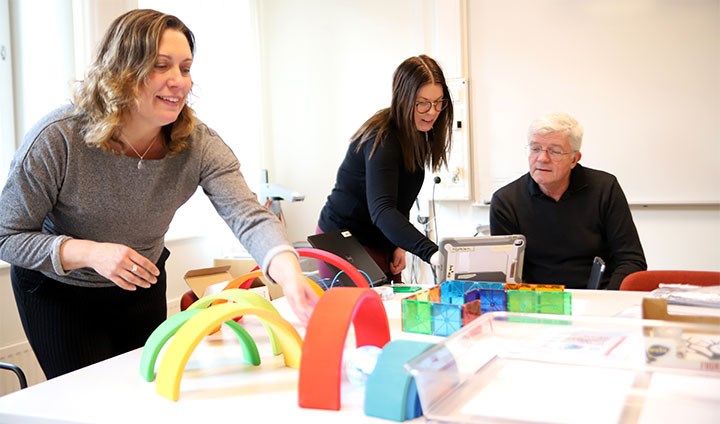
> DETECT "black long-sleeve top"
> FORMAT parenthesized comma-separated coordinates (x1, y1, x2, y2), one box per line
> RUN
(490, 164, 647, 289)
(318, 131, 438, 263)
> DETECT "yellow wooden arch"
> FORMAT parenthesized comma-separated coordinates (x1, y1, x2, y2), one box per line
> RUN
(188, 288, 284, 355)
(155, 303, 302, 401)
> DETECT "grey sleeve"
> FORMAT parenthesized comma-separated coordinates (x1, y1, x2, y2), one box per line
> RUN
(196, 128, 295, 270)
(0, 123, 70, 273)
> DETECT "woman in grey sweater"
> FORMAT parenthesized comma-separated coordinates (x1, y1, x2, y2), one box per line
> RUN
(0, 9, 317, 379)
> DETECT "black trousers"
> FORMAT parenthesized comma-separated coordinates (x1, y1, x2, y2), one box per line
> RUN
(10, 248, 170, 380)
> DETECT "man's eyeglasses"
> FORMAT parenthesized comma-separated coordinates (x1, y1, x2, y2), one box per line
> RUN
(527, 144, 574, 161)
(415, 99, 449, 113)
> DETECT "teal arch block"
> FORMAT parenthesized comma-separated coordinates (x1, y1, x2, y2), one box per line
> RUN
(364, 340, 435, 422)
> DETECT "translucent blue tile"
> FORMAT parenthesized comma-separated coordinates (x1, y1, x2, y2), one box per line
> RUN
(465, 288, 481, 303)
(431, 303, 462, 337)
(441, 280, 475, 305)
(479, 289, 507, 313)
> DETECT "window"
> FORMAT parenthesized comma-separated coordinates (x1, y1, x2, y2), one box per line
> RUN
(0, 0, 15, 187)
(1, 0, 76, 189)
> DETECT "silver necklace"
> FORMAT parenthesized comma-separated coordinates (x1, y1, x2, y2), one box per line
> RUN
(125, 133, 160, 169)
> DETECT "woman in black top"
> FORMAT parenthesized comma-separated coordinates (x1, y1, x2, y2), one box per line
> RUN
(317, 55, 453, 283)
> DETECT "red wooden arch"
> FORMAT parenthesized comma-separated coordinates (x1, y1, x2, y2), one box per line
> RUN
(296, 247, 370, 288)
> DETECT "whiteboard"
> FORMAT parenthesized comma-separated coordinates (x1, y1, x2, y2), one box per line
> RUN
(467, 0, 720, 205)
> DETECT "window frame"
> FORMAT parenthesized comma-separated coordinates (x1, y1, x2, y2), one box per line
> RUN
(0, 0, 16, 187)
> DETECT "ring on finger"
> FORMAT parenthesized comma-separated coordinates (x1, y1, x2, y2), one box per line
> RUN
(131, 264, 138, 274)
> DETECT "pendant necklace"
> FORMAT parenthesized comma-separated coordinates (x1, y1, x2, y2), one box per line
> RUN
(125, 133, 160, 169)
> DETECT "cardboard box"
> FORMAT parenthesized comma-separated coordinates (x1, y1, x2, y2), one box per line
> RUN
(642, 297, 720, 372)
(184, 264, 285, 301)
(183, 265, 235, 299)
(642, 297, 720, 326)
(213, 257, 257, 279)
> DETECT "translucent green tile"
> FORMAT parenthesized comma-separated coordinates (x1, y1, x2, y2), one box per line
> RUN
(538, 291, 572, 315)
(507, 290, 539, 312)
(401, 299, 432, 335)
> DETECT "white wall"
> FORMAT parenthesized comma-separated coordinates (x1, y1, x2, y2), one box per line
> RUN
(466, 0, 720, 205)
(259, 0, 720, 272)
(256, 0, 431, 244)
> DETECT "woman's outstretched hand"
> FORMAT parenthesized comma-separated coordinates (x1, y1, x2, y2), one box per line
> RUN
(267, 250, 319, 325)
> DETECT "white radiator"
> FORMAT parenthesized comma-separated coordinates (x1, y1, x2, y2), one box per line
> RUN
(0, 341, 45, 396)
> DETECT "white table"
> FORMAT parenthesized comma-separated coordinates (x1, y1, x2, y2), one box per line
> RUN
(0, 289, 681, 423)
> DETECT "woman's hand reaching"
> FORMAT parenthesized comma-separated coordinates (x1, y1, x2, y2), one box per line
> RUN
(267, 250, 319, 325)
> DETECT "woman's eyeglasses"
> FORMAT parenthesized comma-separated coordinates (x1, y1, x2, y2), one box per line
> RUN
(415, 99, 449, 113)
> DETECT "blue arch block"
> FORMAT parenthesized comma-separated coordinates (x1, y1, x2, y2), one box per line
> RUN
(364, 340, 435, 422)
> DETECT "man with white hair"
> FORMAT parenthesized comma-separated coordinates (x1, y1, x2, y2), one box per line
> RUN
(490, 112, 646, 289)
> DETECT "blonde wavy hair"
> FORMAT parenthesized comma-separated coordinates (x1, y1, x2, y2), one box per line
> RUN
(73, 9, 196, 155)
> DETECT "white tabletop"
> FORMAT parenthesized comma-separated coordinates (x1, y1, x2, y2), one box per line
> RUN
(0, 289, 660, 424)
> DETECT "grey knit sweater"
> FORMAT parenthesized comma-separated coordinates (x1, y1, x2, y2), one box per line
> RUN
(0, 104, 293, 287)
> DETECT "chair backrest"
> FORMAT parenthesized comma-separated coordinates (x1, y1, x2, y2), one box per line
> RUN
(0, 362, 28, 390)
(619, 270, 720, 291)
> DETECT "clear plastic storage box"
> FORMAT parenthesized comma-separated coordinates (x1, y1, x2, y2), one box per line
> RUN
(405, 312, 720, 424)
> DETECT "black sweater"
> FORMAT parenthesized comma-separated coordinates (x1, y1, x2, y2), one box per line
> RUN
(490, 164, 647, 289)
(318, 132, 438, 263)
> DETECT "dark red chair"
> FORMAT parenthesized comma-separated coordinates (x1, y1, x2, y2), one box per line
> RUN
(0, 362, 27, 390)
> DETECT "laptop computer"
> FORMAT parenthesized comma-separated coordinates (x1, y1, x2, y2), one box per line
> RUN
(438, 235, 526, 283)
(307, 230, 388, 287)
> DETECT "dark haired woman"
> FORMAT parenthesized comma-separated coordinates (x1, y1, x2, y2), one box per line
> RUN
(317, 55, 453, 283)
